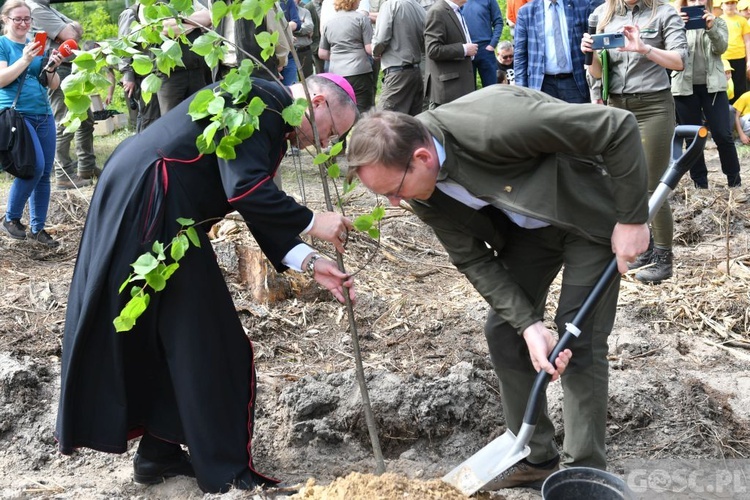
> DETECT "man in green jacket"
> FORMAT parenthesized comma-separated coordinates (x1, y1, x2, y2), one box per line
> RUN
(346, 84, 650, 489)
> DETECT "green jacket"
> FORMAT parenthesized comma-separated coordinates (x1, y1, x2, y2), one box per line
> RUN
(410, 85, 649, 332)
(671, 17, 729, 96)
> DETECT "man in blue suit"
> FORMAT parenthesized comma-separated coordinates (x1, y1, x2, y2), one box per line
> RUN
(514, 0, 590, 103)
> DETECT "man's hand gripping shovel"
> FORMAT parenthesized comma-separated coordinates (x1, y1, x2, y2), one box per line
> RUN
(442, 125, 708, 496)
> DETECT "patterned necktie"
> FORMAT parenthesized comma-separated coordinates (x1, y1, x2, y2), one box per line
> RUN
(550, 0, 567, 71)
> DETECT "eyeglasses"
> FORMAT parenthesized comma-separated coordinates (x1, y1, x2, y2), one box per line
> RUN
(8, 17, 32, 25)
(385, 159, 410, 200)
(324, 100, 340, 146)
(500, 54, 514, 60)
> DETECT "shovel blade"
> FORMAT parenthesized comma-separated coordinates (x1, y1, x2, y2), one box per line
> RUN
(442, 430, 531, 496)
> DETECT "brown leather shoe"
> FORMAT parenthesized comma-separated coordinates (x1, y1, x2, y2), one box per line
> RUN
(56, 174, 92, 190)
(483, 456, 560, 490)
(78, 166, 103, 179)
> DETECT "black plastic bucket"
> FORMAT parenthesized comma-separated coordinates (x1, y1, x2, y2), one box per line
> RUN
(542, 467, 634, 500)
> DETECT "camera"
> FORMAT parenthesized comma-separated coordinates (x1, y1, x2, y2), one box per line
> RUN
(591, 33, 625, 50)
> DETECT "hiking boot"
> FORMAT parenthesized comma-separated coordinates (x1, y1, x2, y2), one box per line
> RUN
(635, 247, 673, 284)
(2, 218, 27, 240)
(28, 229, 59, 248)
(730, 186, 748, 203)
(483, 456, 560, 490)
(78, 166, 103, 180)
(133, 451, 195, 485)
(628, 235, 654, 271)
(56, 174, 92, 190)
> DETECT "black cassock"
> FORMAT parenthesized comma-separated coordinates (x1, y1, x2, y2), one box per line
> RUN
(55, 79, 311, 492)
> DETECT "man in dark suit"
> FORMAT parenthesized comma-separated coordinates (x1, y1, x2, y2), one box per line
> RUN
(514, 0, 590, 103)
(55, 75, 357, 494)
(346, 85, 650, 488)
(424, 0, 478, 107)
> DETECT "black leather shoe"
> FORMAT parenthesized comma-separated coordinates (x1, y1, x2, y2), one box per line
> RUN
(133, 451, 195, 485)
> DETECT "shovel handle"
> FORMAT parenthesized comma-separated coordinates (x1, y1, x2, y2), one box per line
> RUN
(521, 125, 707, 427)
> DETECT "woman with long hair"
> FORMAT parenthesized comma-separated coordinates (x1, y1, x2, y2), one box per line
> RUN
(582, 0, 687, 284)
(673, 0, 742, 189)
(0, 0, 64, 247)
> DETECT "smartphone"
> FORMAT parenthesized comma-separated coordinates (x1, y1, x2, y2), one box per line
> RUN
(33, 31, 47, 51)
(682, 6, 706, 30)
(591, 32, 625, 50)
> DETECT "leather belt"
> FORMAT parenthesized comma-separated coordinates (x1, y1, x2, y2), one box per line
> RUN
(384, 64, 418, 75)
(544, 73, 573, 79)
(296, 46, 312, 53)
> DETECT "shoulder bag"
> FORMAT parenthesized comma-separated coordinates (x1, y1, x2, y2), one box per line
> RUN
(0, 69, 37, 179)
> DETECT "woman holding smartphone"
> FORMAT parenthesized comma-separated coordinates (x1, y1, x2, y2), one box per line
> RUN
(0, 0, 63, 247)
(673, 0, 742, 189)
(581, 0, 687, 284)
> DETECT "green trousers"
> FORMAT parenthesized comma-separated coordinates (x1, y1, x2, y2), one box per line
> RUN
(484, 223, 620, 469)
(609, 89, 675, 249)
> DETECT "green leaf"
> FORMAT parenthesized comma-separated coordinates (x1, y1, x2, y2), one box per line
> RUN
(186, 226, 201, 247)
(172, 0, 193, 12)
(132, 253, 159, 275)
(142, 73, 162, 93)
(211, 0, 229, 26)
(368, 227, 380, 239)
(170, 235, 188, 261)
(72, 51, 96, 71)
(256, 31, 279, 61)
(192, 32, 219, 56)
(64, 95, 92, 114)
(113, 314, 135, 332)
(152, 240, 166, 260)
(114, 293, 151, 332)
(176, 217, 195, 226)
(162, 262, 180, 280)
(217, 134, 242, 159)
(188, 89, 215, 120)
(329, 141, 344, 157)
(145, 269, 167, 291)
(62, 117, 81, 135)
(130, 285, 142, 297)
(118, 274, 134, 294)
(246, 96, 267, 117)
(202, 121, 222, 146)
(353, 214, 374, 232)
(281, 98, 308, 127)
(372, 206, 386, 221)
(207, 95, 226, 115)
(313, 153, 329, 165)
(132, 53, 153, 75)
(327, 163, 340, 179)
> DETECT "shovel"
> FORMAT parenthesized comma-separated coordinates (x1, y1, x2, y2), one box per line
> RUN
(442, 125, 708, 496)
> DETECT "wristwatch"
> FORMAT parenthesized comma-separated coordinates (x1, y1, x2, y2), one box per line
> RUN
(306, 253, 322, 276)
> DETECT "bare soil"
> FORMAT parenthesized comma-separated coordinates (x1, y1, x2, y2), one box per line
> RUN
(1, 144, 749, 499)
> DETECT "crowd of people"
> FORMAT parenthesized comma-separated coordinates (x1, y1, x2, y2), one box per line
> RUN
(1, 0, 748, 495)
